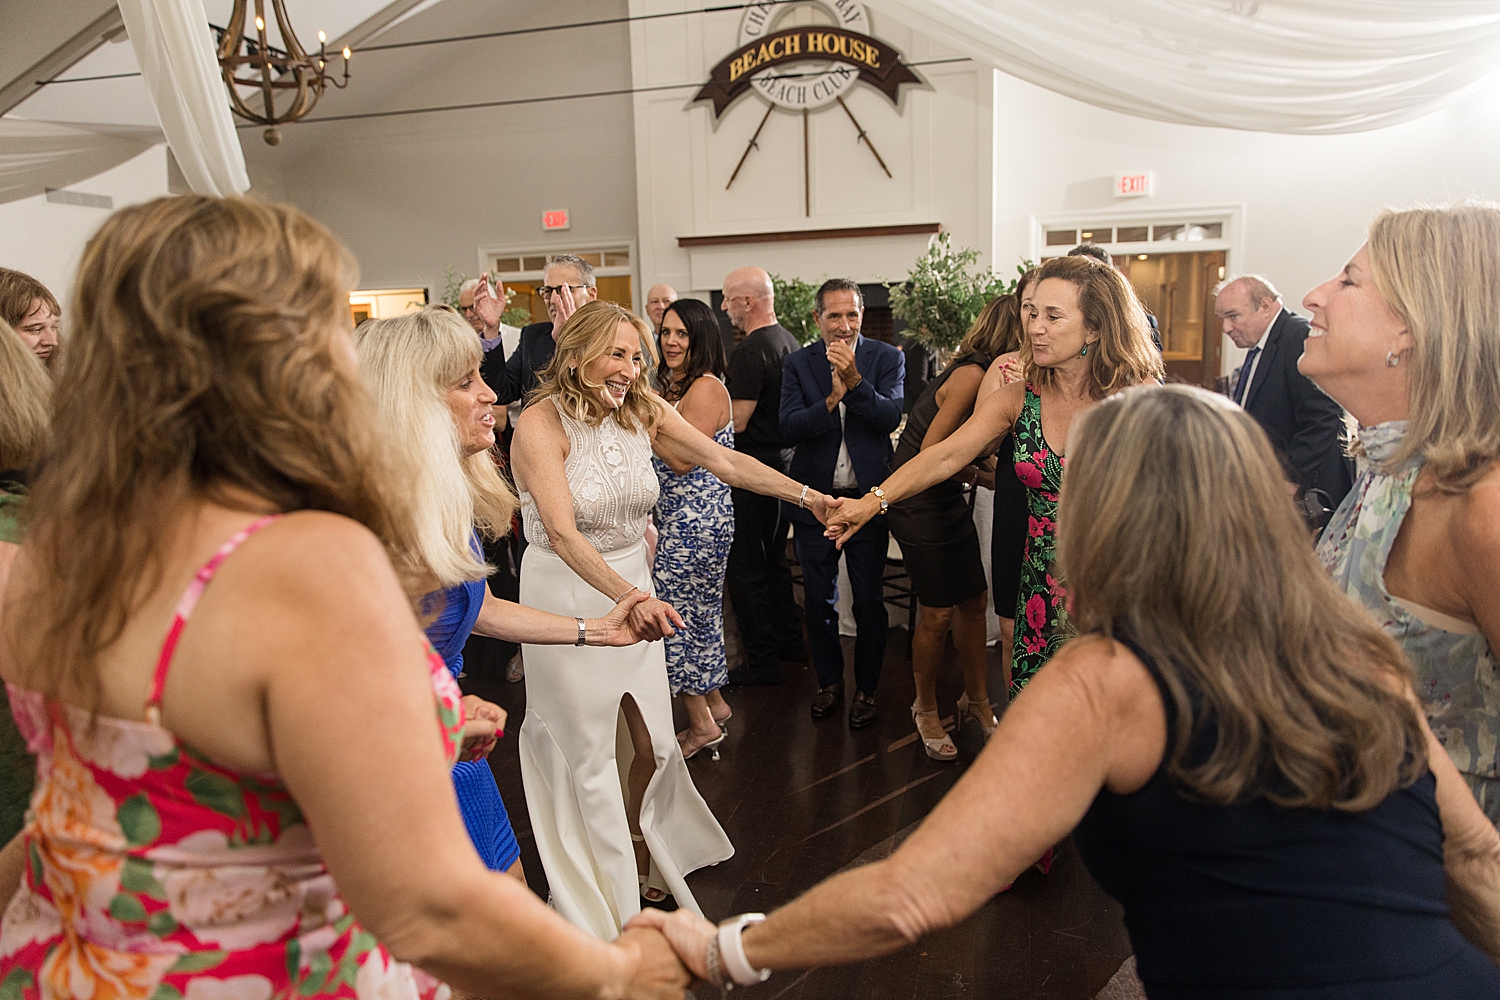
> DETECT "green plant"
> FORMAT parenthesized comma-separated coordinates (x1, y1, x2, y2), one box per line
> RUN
(886, 234, 1031, 352)
(771, 274, 820, 344)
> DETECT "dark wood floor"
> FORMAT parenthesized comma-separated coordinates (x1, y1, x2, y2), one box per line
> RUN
(461, 625, 1131, 999)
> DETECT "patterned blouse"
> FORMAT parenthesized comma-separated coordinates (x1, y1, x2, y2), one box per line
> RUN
(1317, 421, 1500, 786)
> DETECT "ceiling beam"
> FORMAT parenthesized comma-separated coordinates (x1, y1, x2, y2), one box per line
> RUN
(0, 4, 124, 117)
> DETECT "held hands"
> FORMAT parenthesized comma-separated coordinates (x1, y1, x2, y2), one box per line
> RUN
(625, 908, 716, 983)
(594, 590, 653, 646)
(472, 272, 503, 331)
(625, 593, 686, 642)
(824, 493, 880, 549)
(459, 695, 506, 761)
(612, 926, 694, 1000)
(803, 491, 844, 529)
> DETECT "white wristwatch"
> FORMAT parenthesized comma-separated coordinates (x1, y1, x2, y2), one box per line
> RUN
(717, 912, 770, 987)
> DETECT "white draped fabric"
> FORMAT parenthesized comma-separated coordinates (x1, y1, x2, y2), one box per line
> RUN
(116, 0, 248, 195)
(0, 120, 162, 206)
(863, 0, 1500, 134)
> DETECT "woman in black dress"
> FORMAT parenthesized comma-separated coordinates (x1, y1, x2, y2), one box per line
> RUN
(887, 295, 1026, 760)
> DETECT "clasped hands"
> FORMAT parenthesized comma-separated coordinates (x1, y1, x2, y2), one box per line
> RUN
(625, 908, 723, 985)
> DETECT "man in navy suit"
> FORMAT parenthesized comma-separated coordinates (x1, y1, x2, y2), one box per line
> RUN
(482, 254, 598, 406)
(1215, 274, 1352, 509)
(780, 279, 904, 727)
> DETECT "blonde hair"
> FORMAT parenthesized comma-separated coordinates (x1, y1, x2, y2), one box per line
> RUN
(0, 318, 50, 470)
(1058, 384, 1426, 811)
(531, 300, 662, 433)
(1366, 200, 1500, 491)
(1023, 255, 1163, 398)
(354, 307, 516, 589)
(12, 195, 429, 706)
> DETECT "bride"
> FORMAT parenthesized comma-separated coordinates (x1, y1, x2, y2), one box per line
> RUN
(511, 297, 839, 939)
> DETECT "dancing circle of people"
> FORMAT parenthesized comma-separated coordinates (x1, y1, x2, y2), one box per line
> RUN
(0, 195, 1498, 999)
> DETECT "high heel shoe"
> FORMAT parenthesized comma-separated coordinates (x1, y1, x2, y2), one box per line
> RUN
(632, 833, 668, 903)
(957, 692, 999, 740)
(678, 726, 726, 761)
(910, 704, 957, 762)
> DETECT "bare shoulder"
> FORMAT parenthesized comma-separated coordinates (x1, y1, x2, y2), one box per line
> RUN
(1040, 635, 1155, 707)
(1452, 463, 1500, 552)
(232, 511, 400, 607)
(515, 395, 562, 436)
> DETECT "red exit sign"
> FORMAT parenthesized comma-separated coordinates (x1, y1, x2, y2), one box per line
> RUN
(542, 209, 571, 230)
(1113, 172, 1153, 198)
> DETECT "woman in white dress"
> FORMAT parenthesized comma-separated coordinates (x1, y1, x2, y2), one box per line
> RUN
(510, 298, 840, 940)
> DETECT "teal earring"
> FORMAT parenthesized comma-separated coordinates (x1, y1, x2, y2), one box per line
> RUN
(1080, 345, 1088, 357)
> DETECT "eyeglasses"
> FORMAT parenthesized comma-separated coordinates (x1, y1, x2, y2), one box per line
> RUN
(539, 284, 590, 300)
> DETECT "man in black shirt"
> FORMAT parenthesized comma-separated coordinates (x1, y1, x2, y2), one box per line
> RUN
(722, 266, 807, 684)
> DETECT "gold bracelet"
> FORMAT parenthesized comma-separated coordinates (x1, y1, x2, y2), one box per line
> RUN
(869, 485, 889, 515)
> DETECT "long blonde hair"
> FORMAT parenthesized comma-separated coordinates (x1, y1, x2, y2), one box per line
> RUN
(0, 318, 50, 471)
(1058, 384, 1425, 811)
(1023, 255, 1162, 398)
(11, 195, 428, 706)
(1366, 200, 1500, 491)
(531, 300, 662, 433)
(355, 307, 516, 589)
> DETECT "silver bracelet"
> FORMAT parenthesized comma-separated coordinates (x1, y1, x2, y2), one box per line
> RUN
(705, 936, 730, 992)
(575, 617, 587, 646)
(612, 585, 638, 603)
(797, 484, 809, 508)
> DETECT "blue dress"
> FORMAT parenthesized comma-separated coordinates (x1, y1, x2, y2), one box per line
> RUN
(650, 397, 735, 697)
(423, 534, 521, 872)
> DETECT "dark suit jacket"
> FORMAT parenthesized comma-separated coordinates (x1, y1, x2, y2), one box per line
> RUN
(482, 321, 555, 406)
(1241, 309, 1353, 505)
(779, 336, 905, 525)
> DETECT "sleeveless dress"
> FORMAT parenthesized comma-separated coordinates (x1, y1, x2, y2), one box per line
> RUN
(1317, 421, 1500, 825)
(1075, 636, 1500, 999)
(517, 405, 733, 940)
(422, 531, 521, 872)
(0, 516, 459, 1000)
(1010, 384, 1070, 694)
(886, 351, 992, 609)
(650, 377, 736, 697)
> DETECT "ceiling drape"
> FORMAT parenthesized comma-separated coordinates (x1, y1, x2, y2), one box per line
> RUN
(0, 120, 163, 207)
(116, 0, 248, 195)
(862, 0, 1500, 134)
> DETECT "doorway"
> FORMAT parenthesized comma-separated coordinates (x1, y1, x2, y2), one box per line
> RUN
(1112, 251, 1225, 387)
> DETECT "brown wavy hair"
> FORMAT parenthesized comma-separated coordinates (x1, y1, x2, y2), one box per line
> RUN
(0, 267, 60, 330)
(1058, 384, 1426, 810)
(0, 319, 51, 471)
(11, 195, 427, 706)
(1366, 200, 1500, 492)
(530, 300, 663, 433)
(1023, 255, 1162, 398)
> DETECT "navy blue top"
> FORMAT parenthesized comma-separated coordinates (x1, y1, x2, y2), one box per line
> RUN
(422, 533, 487, 678)
(1074, 638, 1500, 999)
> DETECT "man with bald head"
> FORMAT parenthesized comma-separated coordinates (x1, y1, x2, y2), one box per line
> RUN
(1214, 273, 1352, 510)
(721, 266, 807, 684)
(644, 283, 679, 334)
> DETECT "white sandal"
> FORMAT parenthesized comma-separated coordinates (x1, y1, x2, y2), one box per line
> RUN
(631, 833, 668, 902)
(911, 704, 957, 762)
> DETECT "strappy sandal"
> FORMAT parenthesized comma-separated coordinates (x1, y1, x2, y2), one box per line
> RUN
(911, 704, 957, 762)
(632, 833, 668, 903)
(957, 692, 999, 740)
(677, 726, 726, 761)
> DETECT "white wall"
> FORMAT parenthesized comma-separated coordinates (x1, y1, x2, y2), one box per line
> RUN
(0, 143, 169, 309)
(990, 70, 1500, 375)
(246, 0, 639, 302)
(627, 0, 993, 298)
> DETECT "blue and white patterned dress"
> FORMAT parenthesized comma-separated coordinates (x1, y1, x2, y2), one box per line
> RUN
(651, 377, 736, 696)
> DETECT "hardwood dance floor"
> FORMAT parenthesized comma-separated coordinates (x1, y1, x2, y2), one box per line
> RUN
(461, 625, 1132, 999)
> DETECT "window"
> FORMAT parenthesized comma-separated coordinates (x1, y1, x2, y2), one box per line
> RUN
(1045, 229, 1077, 246)
(348, 287, 428, 325)
(488, 245, 636, 324)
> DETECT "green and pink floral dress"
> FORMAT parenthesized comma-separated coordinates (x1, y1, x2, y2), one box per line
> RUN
(1011, 384, 1071, 695)
(0, 516, 463, 1000)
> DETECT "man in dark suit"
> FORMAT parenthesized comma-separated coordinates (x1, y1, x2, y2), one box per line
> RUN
(780, 278, 904, 728)
(1215, 274, 1352, 507)
(481, 254, 598, 406)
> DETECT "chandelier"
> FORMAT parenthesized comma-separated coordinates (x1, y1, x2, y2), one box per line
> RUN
(216, 0, 351, 145)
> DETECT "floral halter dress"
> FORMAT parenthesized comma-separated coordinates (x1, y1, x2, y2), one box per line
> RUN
(1010, 384, 1071, 694)
(0, 516, 464, 1000)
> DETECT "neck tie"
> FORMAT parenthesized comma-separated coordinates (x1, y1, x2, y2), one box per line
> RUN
(1233, 346, 1261, 404)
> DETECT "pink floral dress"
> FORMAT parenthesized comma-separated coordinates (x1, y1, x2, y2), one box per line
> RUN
(1011, 384, 1069, 695)
(0, 516, 463, 1000)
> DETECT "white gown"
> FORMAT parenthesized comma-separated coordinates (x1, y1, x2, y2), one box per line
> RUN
(517, 404, 734, 940)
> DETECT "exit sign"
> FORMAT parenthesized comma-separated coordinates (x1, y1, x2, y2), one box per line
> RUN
(542, 209, 571, 230)
(1113, 172, 1153, 198)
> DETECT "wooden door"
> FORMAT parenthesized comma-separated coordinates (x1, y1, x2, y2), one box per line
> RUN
(1114, 250, 1225, 388)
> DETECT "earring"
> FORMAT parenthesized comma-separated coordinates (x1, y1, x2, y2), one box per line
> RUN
(1385, 351, 1401, 368)
(1080, 345, 1088, 357)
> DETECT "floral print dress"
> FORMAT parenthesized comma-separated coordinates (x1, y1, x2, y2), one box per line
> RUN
(1011, 384, 1070, 695)
(0, 516, 463, 1000)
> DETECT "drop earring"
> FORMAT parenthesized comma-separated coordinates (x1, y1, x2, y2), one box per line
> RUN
(1385, 351, 1401, 368)
(1080, 345, 1088, 357)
